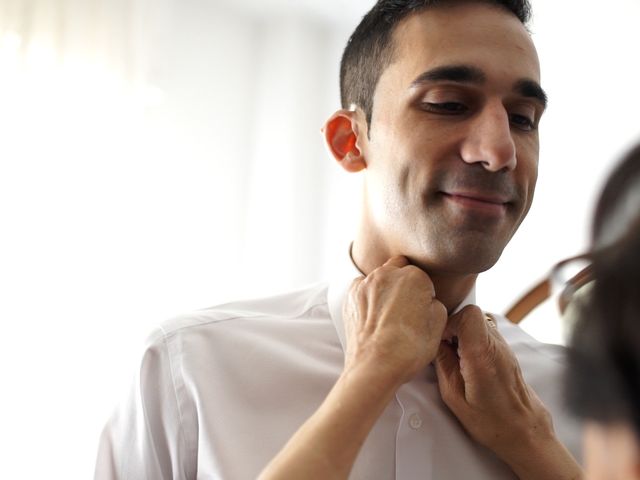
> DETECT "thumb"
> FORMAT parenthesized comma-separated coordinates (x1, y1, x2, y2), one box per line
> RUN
(383, 255, 410, 269)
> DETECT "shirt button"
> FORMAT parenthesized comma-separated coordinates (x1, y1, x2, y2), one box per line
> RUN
(409, 413, 423, 430)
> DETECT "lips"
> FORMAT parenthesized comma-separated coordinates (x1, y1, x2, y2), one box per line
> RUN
(440, 191, 511, 215)
(442, 190, 511, 205)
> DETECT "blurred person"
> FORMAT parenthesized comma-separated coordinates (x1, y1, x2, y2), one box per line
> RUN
(564, 143, 640, 480)
(95, 1, 583, 478)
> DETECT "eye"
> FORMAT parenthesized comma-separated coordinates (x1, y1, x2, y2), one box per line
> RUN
(421, 102, 469, 115)
(509, 113, 536, 131)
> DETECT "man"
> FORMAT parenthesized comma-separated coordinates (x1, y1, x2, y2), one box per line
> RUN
(96, 1, 582, 479)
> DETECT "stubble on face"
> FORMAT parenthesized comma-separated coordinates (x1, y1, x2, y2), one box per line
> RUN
(421, 165, 528, 272)
(355, 3, 541, 277)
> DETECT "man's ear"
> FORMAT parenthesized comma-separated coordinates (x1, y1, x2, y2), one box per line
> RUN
(323, 110, 366, 173)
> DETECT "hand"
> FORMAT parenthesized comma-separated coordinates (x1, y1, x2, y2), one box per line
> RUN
(259, 256, 448, 480)
(343, 256, 448, 386)
(434, 305, 582, 480)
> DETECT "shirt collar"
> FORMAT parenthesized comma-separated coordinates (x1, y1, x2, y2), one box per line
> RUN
(327, 245, 477, 352)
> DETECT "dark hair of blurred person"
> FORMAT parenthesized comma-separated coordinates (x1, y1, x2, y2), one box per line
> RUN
(566, 143, 640, 480)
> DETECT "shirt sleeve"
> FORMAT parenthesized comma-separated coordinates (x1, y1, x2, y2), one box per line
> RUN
(94, 328, 196, 480)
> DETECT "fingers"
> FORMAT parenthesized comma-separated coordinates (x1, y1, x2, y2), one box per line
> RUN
(485, 314, 498, 330)
(445, 305, 491, 354)
(365, 256, 436, 300)
(349, 275, 365, 290)
(434, 342, 465, 410)
(344, 275, 367, 325)
(343, 255, 446, 383)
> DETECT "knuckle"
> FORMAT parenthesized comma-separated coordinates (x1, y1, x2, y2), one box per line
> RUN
(462, 304, 483, 320)
(349, 277, 364, 295)
(405, 265, 427, 280)
(430, 301, 448, 327)
(350, 276, 364, 290)
(439, 383, 453, 402)
(478, 341, 501, 373)
(366, 267, 387, 282)
(441, 388, 461, 412)
(362, 274, 381, 291)
(403, 266, 436, 293)
(435, 300, 447, 316)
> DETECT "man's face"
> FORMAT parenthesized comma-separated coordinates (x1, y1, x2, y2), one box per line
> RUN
(358, 3, 544, 275)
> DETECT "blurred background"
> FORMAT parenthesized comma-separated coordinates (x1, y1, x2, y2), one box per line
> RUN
(1, 0, 639, 477)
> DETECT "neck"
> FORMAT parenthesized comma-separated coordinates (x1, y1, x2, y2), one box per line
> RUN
(351, 241, 478, 314)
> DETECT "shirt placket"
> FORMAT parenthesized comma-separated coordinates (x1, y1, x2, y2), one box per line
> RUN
(394, 377, 435, 480)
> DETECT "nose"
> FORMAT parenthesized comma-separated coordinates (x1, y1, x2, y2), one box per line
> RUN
(460, 103, 517, 172)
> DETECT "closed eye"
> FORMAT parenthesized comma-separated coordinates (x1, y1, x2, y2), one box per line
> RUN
(421, 102, 469, 115)
(509, 113, 536, 131)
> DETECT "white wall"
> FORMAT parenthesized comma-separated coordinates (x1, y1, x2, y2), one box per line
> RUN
(1, 1, 639, 478)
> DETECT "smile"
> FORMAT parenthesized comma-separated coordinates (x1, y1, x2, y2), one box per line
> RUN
(441, 192, 509, 216)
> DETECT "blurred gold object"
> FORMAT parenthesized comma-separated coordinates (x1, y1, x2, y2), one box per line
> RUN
(505, 254, 593, 324)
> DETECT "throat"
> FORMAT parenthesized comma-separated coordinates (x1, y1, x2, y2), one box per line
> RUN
(350, 242, 477, 313)
(428, 272, 477, 314)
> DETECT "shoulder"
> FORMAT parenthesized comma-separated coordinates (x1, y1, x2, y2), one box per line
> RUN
(492, 313, 566, 366)
(133, 280, 335, 418)
(156, 282, 328, 334)
(142, 282, 332, 354)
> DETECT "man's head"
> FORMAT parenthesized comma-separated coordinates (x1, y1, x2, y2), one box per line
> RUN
(324, 0, 544, 278)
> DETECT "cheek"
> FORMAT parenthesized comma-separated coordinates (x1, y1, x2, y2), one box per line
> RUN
(583, 426, 611, 480)
(368, 133, 434, 197)
(524, 161, 538, 204)
(582, 423, 636, 480)
(516, 146, 539, 206)
(380, 166, 418, 217)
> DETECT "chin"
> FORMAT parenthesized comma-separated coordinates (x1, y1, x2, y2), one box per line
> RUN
(414, 236, 506, 275)
(444, 253, 500, 275)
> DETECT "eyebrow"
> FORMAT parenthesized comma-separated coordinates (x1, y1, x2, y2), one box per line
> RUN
(514, 79, 548, 109)
(410, 65, 486, 86)
(410, 64, 548, 109)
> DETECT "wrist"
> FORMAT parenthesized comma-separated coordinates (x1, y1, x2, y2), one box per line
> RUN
(344, 340, 429, 390)
(291, 358, 402, 476)
(502, 428, 581, 480)
(341, 355, 405, 400)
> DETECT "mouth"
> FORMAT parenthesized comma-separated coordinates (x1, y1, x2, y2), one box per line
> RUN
(440, 191, 510, 216)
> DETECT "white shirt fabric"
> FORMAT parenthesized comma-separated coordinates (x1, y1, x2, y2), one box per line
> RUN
(95, 256, 582, 480)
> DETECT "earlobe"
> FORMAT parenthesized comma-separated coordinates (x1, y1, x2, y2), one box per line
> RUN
(323, 110, 366, 173)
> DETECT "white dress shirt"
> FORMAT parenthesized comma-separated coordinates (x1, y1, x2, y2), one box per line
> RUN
(95, 256, 582, 479)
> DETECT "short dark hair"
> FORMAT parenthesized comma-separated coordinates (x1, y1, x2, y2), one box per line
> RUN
(340, 0, 533, 126)
(565, 143, 640, 437)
